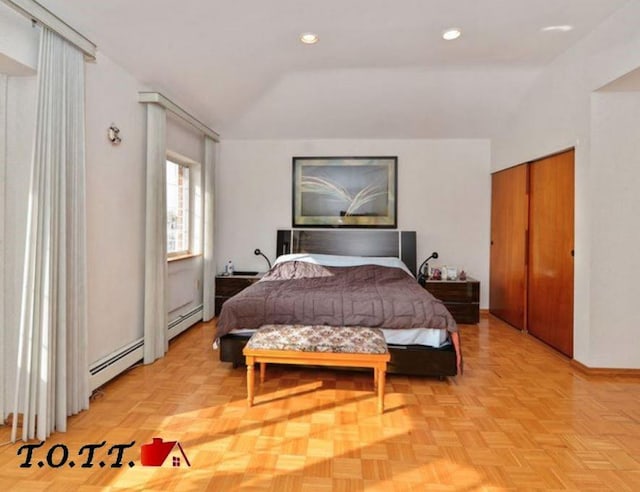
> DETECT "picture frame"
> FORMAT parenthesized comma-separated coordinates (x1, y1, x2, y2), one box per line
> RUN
(292, 156, 397, 228)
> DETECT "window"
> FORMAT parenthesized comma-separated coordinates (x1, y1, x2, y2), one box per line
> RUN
(166, 159, 191, 256)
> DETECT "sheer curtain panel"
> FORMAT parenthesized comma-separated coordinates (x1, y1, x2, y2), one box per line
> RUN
(0, 74, 7, 423)
(12, 27, 89, 442)
(143, 103, 168, 363)
(202, 136, 216, 321)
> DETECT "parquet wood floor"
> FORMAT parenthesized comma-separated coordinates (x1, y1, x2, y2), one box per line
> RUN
(1, 315, 639, 491)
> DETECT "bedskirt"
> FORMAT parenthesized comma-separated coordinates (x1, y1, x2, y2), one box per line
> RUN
(219, 332, 457, 378)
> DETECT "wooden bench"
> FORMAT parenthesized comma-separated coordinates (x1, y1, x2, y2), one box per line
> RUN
(242, 325, 391, 413)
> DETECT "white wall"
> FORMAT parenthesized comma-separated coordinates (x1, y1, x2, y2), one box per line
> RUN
(167, 114, 203, 163)
(83, 52, 149, 364)
(83, 51, 217, 366)
(491, 1, 640, 367)
(0, 3, 37, 75)
(166, 114, 204, 323)
(217, 139, 491, 308)
(87, 94, 208, 352)
(589, 91, 640, 367)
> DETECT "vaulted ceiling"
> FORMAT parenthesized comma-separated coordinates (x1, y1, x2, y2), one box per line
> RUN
(39, 0, 630, 139)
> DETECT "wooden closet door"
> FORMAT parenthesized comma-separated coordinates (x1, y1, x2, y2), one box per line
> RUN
(528, 150, 574, 357)
(490, 164, 528, 330)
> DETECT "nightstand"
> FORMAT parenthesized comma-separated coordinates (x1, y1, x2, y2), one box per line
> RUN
(423, 277, 480, 324)
(215, 274, 261, 316)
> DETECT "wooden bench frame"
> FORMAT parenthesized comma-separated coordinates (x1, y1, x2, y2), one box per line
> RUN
(242, 348, 391, 413)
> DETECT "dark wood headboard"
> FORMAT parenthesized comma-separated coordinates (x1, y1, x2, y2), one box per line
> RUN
(276, 229, 417, 276)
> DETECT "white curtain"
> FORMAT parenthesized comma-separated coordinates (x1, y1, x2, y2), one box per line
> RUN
(202, 137, 216, 321)
(12, 27, 89, 442)
(0, 74, 7, 422)
(143, 103, 168, 363)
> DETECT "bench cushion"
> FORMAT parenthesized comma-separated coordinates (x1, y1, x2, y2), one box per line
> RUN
(246, 325, 388, 354)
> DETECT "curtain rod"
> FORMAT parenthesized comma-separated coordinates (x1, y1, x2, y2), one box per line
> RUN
(139, 92, 220, 142)
(1, 0, 97, 60)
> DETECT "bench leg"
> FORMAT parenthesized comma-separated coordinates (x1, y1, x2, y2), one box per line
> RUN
(246, 356, 255, 406)
(377, 366, 386, 414)
(374, 366, 378, 389)
(260, 362, 266, 384)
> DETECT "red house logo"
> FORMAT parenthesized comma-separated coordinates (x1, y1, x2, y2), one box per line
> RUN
(140, 438, 191, 467)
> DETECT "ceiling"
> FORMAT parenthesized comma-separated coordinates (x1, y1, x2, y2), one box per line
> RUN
(38, 0, 630, 139)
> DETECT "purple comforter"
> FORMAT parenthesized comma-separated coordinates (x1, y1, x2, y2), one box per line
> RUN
(216, 261, 457, 338)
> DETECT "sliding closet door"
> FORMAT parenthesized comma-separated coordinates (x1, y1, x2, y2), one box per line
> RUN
(489, 164, 528, 330)
(528, 150, 574, 357)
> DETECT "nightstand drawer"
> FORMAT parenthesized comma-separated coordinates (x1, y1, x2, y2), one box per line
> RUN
(215, 276, 259, 296)
(423, 277, 480, 324)
(423, 279, 479, 303)
(215, 275, 261, 316)
(442, 303, 480, 324)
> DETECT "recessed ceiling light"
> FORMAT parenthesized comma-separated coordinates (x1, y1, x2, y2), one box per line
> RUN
(541, 25, 573, 32)
(442, 28, 462, 41)
(300, 32, 319, 44)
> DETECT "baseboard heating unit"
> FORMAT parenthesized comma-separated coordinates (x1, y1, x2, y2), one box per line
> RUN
(89, 337, 144, 391)
(89, 305, 203, 391)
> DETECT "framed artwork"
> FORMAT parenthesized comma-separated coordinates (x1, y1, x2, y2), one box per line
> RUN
(292, 156, 397, 228)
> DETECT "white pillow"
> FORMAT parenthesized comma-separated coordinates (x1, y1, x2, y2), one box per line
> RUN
(273, 253, 414, 277)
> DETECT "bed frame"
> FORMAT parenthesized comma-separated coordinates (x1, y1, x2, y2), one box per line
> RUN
(218, 229, 458, 378)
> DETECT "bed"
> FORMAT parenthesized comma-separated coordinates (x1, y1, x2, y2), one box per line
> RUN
(216, 229, 462, 378)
